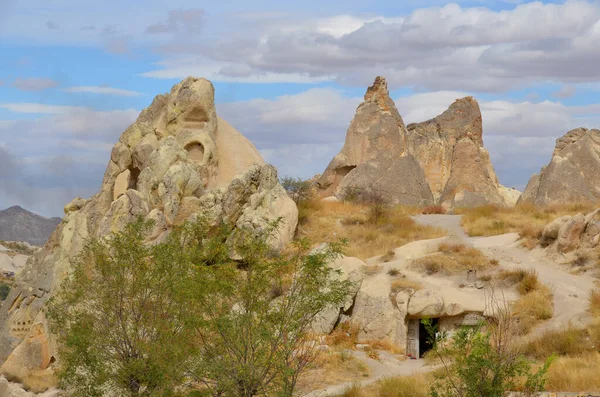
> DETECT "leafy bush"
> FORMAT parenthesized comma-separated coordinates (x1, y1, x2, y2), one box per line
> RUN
(48, 218, 353, 397)
(0, 283, 10, 301)
(280, 176, 314, 204)
(424, 302, 554, 397)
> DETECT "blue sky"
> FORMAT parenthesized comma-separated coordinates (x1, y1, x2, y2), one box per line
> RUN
(1, 0, 600, 217)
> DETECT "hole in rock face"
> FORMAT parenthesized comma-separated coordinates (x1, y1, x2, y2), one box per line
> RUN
(129, 167, 141, 190)
(184, 106, 209, 123)
(185, 142, 205, 162)
(336, 165, 356, 179)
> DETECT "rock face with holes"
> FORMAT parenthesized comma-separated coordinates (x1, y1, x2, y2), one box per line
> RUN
(315, 77, 434, 206)
(406, 97, 515, 208)
(521, 128, 600, 206)
(0, 77, 298, 391)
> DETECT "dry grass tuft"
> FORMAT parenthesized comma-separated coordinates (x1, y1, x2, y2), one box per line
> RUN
(362, 265, 383, 276)
(391, 277, 423, 293)
(326, 322, 360, 350)
(297, 201, 445, 260)
(497, 268, 541, 295)
(337, 373, 432, 397)
(457, 202, 598, 248)
(380, 250, 396, 263)
(300, 349, 370, 392)
(590, 288, 600, 317)
(497, 268, 553, 334)
(421, 205, 446, 215)
(411, 243, 495, 275)
(545, 352, 600, 392)
(520, 326, 590, 359)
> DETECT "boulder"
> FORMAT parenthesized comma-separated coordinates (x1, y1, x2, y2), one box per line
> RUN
(316, 77, 434, 206)
(312, 256, 365, 334)
(557, 214, 587, 253)
(521, 128, 600, 206)
(407, 289, 444, 317)
(407, 97, 512, 208)
(0, 77, 298, 391)
(542, 215, 572, 241)
(352, 272, 399, 341)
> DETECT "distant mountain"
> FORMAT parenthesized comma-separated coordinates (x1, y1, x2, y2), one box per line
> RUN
(0, 206, 61, 246)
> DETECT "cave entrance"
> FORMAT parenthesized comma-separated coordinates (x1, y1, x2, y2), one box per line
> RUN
(185, 142, 205, 162)
(418, 318, 438, 358)
(407, 317, 439, 359)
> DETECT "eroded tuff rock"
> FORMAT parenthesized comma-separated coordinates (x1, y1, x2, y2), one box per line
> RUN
(407, 97, 515, 208)
(0, 77, 298, 391)
(315, 77, 434, 206)
(521, 128, 600, 206)
(317, 77, 516, 208)
(542, 209, 600, 253)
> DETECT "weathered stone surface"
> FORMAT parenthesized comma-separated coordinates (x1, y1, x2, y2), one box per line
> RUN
(0, 314, 56, 393)
(521, 128, 600, 206)
(312, 256, 365, 334)
(557, 214, 587, 253)
(353, 272, 398, 341)
(0, 77, 297, 391)
(316, 77, 434, 206)
(542, 215, 572, 241)
(407, 97, 512, 208)
(317, 78, 514, 208)
(408, 289, 444, 316)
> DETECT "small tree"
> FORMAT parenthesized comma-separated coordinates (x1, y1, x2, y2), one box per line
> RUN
(424, 290, 554, 397)
(47, 219, 209, 396)
(280, 176, 313, 204)
(48, 217, 352, 397)
(187, 227, 353, 396)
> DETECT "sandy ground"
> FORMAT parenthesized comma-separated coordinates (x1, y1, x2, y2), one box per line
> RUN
(306, 214, 598, 396)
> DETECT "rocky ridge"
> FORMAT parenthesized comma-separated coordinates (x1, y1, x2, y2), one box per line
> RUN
(316, 77, 517, 208)
(407, 97, 516, 208)
(0, 207, 60, 247)
(521, 128, 600, 206)
(315, 77, 434, 206)
(0, 77, 298, 392)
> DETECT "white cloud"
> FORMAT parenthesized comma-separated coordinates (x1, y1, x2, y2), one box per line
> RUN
(0, 103, 81, 114)
(139, 0, 600, 91)
(63, 86, 143, 97)
(12, 78, 59, 92)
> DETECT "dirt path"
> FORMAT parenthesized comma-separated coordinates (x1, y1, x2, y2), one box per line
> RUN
(304, 351, 428, 397)
(413, 215, 597, 333)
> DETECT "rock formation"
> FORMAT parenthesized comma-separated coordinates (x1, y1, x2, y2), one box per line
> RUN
(317, 77, 517, 208)
(407, 97, 515, 208)
(542, 209, 600, 253)
(0, 77, 298, 392)
(521, 128, 600, 206)
(0, 207, 61, 247)
(315, 77, 434, 206)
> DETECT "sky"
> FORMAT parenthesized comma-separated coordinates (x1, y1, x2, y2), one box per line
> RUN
(1, 0, 600, 217)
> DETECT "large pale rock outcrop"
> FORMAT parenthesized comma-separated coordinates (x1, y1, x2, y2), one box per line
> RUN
(0, 77, 298, 391)
(315, 77, 434, 206)
(521, 128, 600, 206)
(407, 97, 515, 208)
(542, 209, 600, 253)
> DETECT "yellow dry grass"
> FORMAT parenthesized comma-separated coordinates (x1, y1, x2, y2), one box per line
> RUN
(297, 200, 445, 260)
(590, 288, 600, 317)
(411, 243, 495, 275)
(456, 202, 597, 248)
(299, 348, 370, 392)
(337, 373, 432, 397)
(545, 352, 600, 392)
(390, 277, 423, 293)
